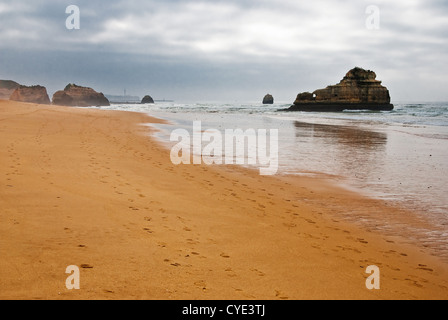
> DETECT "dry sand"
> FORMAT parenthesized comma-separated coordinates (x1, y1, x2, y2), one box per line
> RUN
(0, 100, 447, 300)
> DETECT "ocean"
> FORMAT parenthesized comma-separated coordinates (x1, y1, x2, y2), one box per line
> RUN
(94, 101, 448, 259)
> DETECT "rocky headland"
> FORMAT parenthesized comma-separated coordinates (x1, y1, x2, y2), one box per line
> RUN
(9, 85, 51, 105)
(52, 84, 110, 107)
(0, 80, 21, 100)
(287, 67, 394, 112)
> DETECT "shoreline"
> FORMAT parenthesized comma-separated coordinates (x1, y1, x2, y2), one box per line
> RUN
(1, 100, 447, 300)
(145, 110, 448, 263)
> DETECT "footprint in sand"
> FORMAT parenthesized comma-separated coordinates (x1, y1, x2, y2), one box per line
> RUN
(194, 280, 207, 291)
(417, 264, 433, 272)
(405, 278, 424, 288)
(225, 268, 238, 277)
(250, 268, 265, 277)
(186, 239, 199, 245)
(275, 290, 289, 300)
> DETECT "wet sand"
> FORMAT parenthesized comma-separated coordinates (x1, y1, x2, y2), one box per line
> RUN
(0, 100, 447, 300)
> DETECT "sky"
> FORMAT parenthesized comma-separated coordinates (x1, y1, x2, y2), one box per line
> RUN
(1, 0, 447, 102)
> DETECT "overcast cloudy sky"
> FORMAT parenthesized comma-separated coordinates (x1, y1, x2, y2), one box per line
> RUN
(1, 0, 447, 102)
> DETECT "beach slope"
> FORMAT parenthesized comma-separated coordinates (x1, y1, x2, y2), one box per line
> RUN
(0, 100, 447, 300)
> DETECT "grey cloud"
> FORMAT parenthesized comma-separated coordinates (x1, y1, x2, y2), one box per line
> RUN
(1, 0, 447, 101)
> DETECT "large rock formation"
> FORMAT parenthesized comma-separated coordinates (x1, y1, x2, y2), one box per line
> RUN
(52, 84, 110, 107)
(141, 95, 155, 104)
(287, 67, 393, 112)
(9, 85, 51, 105)
(0, 80, 21, 100)
(263, 94, 274, 104)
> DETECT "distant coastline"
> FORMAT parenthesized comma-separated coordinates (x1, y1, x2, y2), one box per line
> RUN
(109, 99, 174, 104)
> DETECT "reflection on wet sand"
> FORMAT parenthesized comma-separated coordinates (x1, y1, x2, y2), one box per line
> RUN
(294, 121, 387, 149)
(290, 120, 448, 262)
(292, 121, 388, 179)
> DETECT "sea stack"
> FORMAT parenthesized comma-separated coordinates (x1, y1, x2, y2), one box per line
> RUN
(9, 85, 51, 105)
(263, 94, 274, 104)
(52, 84, 110, 107)
(141, 95, 155, 104)
(288, 67, 393, 112)
(0, 80, 21, 100)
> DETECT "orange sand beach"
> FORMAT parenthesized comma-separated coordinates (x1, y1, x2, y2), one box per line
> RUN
(0, 99, 447, 300)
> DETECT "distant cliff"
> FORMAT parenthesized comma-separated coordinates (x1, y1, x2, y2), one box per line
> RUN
(52, 84, 110, 107)
(0, 80, 21, 100)
(288, 67, 393, 112)
(10, 85, 51, 105)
